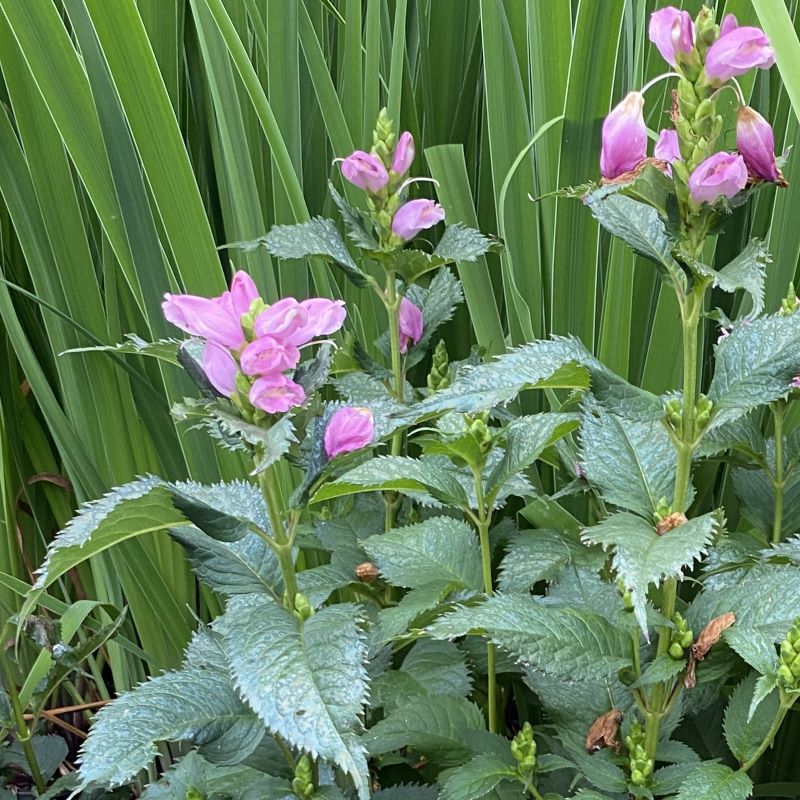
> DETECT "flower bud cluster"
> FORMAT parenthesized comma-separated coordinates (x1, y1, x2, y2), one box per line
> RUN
(511, 722, 537, 776)
(163, 272, 345, 416)
(625, 720, 653, 786)
(617, 578, 635, 612)
(779, 283, 800, 316)
(778, 617, 800, 690)
(340, 108, 444, 248)
(427, 340, 451, 392)
(664, 394, 712, 435)
(466, 412, 494, 455)
(291, 755, 314, 799)
(668, 612, 694, 660)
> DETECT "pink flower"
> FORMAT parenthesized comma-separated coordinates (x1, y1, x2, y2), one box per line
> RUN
(720, 13, 738, 37)
(323, 407, 374, 458)
(705, 26, 775, 83)
(649, 7, 695, 66)
(296, 298, 347, 340)
(240, 336, 301, 376)
(737, 106, 779, 182)
(791, 375, 800, 389)
(254, 298, 310, 346)
(398, 297, 423, 354)
(250, 373, 306, 413)
(392, 132, 415, 175)
(341, 151, 389, 193)
(229, 271, 259, 316)
(600, 92, 647, 179)
(688, 152, 748, 203)
(202, 341, 238, 396)
(654, 129, 681, 175)
(391, 199, 445, 241)
(162, 293, 244, 348)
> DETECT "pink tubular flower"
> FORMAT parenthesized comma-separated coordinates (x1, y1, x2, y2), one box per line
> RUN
(654, 129, 681, 175)
(737, 106, 779, 182)
(240, 336, 301, 376)
(250, 373, 306, 414)
(162, 293, 244, 348)
(341, 151, 389, 193)
(705, 26, 775, 83)
(600, 92, 648, 179)
(720, 13, 738, 37)
(323, 407, 374, 458)
(392, 132, 415, 175)
(688, 152, 748, 203)
(254, 298, 310, 346)
(649, 7, 695, 66)
(398, 297, 423, 354)
(202, 342, 238, 396)
(391, 199, 445, 241)
(296, 298, 347, 340)
(229, 271, 259, 317)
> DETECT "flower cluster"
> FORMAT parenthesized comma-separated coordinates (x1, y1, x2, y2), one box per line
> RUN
(163, 272, 345, 414)
(600, 6, 782, 209)
(339, 108, 445, 247)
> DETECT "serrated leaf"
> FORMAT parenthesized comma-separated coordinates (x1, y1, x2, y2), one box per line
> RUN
(398, 336, 659, 421)
(363, 694, 487, 766)
(651, 762, 704, 795)
(392, 249, 449, 284)
(77, 631, 261, 789)
(487, 413, 579, 497)
(374, 581, 457, 643)
(261, 217, 369, 288)
(363, 517, 482, 591)
(630, 655, 686, 688)
(579, 399, 681, 516)
(294, 343, 335, 396)
(708, 311, 800, 429)
(675, 762, 752, 800)
(372, 785, 438, 799)
(208, 409, 297, 475)
(333, 372, 409, 439)
(434, 223, 500, 263)
(216, 595, 369, 798)
(498, 529, 602, 593)
(312, 455, 469, 506)
(438, 753, 518, 800)
(328, 180, 380, 251)
(749, 673, 778, 721)
(561, 741, 628, 793)
(428, 594, 630, 682)
(694, 239, 769, 320)
(583, 512, 716, 636)
(62, 333, 181, 364)
(724, 671, 781, 765)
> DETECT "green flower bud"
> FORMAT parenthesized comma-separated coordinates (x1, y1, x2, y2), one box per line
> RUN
(778, 664, 795, 685)
(680, 630, 694, 649)
(780, 283, 800, 316)
(669, 642, 685, 660)
(511, 722, 537, 774)
(427, 340, 451, 392)
(376, 209, 393, 230)
(631, 769, 645, 786)
(696, 6, 718, 46)
(778, 617, 800, 688)
(294, 593, 314, 621)
(291, 755, 314, 799)
(677, 79, 699, 116)
(467, 413, 493, 453)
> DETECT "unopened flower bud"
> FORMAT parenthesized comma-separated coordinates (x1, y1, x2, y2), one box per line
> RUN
(696, 6, 719, 46)
(777, 617, 800, 689)
(511, 722, 537, 774)
(657, 512, 687, 536)
(649, 7, 695, 67)
(294, 593, 314, 621)
(292, 755, 314, 799)
(398, 297, 424, 354)
(341, 151, 389, 193)
(600, 92, 647, 179)
(737, 106, 780, 182)
(427, 339, 451, 392)
(324, 407, 374, 459)
(356, 562, 380, 583)
(391, 131, 415, 176)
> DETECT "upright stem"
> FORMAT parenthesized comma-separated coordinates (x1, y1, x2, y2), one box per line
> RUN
(772, 401, 786, 544)
(0, 628, 46, 793)
(257, 464, 297, 609)
(472, 466, 498, 733)
(384, 271, 405, 532)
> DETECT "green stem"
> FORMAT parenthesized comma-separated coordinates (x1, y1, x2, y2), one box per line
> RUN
(257, 465, 297, 609)
(772, 401, 786, 544)
(384, 270, 405, 531)
(740, 694, 795, 772)
(0, 627, 46, 793)
(472, 466, 498, 734)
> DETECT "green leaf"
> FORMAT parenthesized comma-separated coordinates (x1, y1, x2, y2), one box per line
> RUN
(372, 787, 437, 800)
(630, 655, 686, 688)
(487, 413, 579, 497)
(374, 581, 458, 643)
(708, 311, 800, 428)
(262, 217, 369, 288)
(582, 512, 717, 636)
(392, 249, 449, 284)
(2, 735, 67, 779)
(434, 223, 500, 263)
(675, 763, 752, 800)
(77, 630, 262, 789)
(724, 671, 781, 765)
(363, 694, 487, 766)
(694, 239, 770, 320)
(62, 333, 181, 364)
(216, 594, 369, 798)
(362, 517, 482, 591)
(498, 529, 602, 593)
(312, 455, 469, 506)
(170, 487, 254, 543)
(438, 753, 518, 800)
(328, 180, 379, 251)
(428, 594, 630, 682)
(580, 399, 681, 516)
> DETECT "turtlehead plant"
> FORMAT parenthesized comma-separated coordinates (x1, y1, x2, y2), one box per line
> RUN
(15, 15, 800, 800)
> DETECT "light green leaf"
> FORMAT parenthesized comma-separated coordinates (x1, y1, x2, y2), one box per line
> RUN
(62, 334, 181, 364)
(392, 249, 449, 285)
(434, 223, 500, 263)
(77, 630, 262, 789)
(438, 753, 518, 800)
(328, 180, 379, 251)
(374, 581, 458, 643)
(583, 512, 717, 636)
(580, 399, 681, 516)
(216, 594, 369, 798)
(363, 517, 482, 591)
(724, 671, 781, 765)
(428, 594, 630, 682)
(630, 655, 686, 688)
(675, 762, 752, 800)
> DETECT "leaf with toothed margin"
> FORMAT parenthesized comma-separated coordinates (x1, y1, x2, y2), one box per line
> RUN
(674, 762, 752, 800)
(328, 181, 380, 251)
(724, 671, 781, 765)
(76, 630, 262, 790)
(62, 334, 181, 364)
(216, 594, 370, 799)
(582, 511, 718, 637)
(427, 594, 630, 682)
(437, 753, 518, 800)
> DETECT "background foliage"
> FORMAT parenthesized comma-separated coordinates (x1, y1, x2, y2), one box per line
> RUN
(2, 0, 800, 703)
